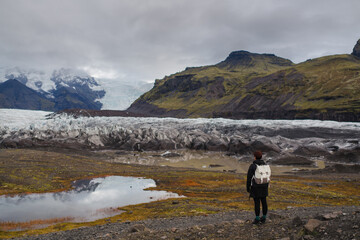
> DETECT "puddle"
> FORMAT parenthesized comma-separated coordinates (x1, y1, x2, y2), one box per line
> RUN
(0, 176, 181, 225)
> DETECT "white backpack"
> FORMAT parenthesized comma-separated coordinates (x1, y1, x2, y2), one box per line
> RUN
(253, 164, 271, 184)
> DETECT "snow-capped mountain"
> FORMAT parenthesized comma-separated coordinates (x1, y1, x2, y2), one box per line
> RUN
(0, 67, 54, 98)
(0, 67, 152, 110)
(51, 68, 103, 91)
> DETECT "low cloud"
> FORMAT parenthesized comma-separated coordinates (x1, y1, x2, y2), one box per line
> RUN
(0, 0, 359, 83)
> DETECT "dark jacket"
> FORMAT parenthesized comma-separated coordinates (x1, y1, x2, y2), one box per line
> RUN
(246, 159, 269, 198)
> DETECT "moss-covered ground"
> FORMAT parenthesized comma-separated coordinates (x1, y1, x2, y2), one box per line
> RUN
(0, 149, 359, 238)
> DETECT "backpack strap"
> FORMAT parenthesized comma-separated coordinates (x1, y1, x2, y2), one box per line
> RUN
(250, 164, 258, 187)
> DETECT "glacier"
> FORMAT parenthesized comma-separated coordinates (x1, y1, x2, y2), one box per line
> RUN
(1, 109, 359, 164)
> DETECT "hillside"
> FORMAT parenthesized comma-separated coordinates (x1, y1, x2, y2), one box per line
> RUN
(128, 39, 360, 121)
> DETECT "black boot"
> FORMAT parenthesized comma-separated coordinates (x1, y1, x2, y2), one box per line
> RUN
(252, 218, 260, 224)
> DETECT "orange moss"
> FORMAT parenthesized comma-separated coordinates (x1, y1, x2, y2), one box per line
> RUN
(0, 217, 75, 231)
(182, 180, 202, 187)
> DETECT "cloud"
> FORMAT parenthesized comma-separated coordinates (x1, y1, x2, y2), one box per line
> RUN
(0, 0, 359, 83)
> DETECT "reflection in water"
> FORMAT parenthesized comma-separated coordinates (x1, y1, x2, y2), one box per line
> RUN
(0, 176, 180, 223)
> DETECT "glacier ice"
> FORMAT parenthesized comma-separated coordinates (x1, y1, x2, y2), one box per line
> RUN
(1, 109, 359, 159)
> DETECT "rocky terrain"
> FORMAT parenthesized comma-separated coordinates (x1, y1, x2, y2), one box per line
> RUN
(128, 39, 360, 122)
(16, 206, 360, 240)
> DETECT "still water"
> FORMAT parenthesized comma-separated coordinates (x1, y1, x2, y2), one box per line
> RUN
(0, 176, 181, 223)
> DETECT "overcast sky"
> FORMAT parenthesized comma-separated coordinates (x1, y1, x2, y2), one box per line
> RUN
(0, 0, 359, 83)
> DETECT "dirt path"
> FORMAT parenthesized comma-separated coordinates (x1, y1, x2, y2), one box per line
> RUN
(18, 206, 360, 240)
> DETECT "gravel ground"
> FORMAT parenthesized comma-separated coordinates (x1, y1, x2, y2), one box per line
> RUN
(15, 205, 360, 240)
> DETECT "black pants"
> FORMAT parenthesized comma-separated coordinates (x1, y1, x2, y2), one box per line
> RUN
(253, 197, 268, 216)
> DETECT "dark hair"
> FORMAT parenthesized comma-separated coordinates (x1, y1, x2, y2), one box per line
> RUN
(254, 151, 262, 160)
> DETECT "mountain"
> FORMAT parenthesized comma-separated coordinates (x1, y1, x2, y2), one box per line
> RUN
(0, 67, 153, 111)
(0, 79, 55, 110)
(0, 68, 105, 111)
(128, 39, 360, 121)
(50, 69, 105, 110)
(0, 75, 102, 111)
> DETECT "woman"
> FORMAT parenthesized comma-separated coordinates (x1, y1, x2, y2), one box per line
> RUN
(246, 151, 269, 224)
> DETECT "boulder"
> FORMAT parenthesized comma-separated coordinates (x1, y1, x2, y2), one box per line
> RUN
(292, 216, 303, 227)
(304, 219, 322, 232)
(268, 212, 285, 220)
(129, 224, 149, 233)
(322, 211, 342, 220)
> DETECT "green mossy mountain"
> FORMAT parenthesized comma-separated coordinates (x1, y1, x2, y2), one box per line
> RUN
(128, 39, 360, 121)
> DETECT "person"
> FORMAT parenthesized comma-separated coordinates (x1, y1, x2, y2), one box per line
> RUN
(246, 151, 269, 224)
